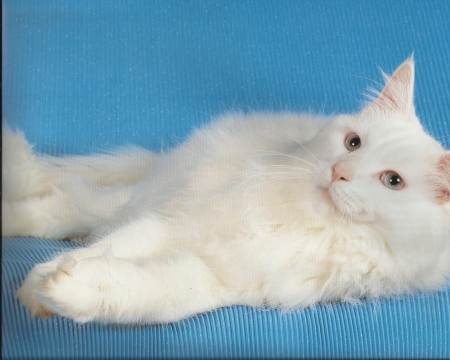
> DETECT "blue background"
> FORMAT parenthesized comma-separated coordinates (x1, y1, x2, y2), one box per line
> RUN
(3, 0, 450, 154)
(2, 1, 450, 358)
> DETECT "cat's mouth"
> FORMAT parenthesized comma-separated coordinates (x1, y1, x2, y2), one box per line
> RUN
(321, 184, 366, 218)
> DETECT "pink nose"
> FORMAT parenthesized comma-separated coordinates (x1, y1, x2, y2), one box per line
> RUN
(331, 162, 353, 182)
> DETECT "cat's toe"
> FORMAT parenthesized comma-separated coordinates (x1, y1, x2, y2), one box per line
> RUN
(16, 273, 55, 319)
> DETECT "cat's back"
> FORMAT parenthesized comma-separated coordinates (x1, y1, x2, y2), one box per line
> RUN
(130, 112, 327, 216)
(190, 112, 328, 153)
(161, 112, 327, 190)
(169, 112, 328, 174)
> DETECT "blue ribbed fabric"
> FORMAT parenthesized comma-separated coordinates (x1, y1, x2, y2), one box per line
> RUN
(3, 1, 450, 154)
(3, 1, 450, 358)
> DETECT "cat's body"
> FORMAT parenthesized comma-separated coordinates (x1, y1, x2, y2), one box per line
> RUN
(3, 59, 450, 324)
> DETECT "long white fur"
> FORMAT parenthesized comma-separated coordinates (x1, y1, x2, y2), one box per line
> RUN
(3, 59, 450, 324)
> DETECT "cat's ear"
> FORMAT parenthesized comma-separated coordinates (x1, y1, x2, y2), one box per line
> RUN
(369, 57, 415, 116)
(434, 152, 450, 204)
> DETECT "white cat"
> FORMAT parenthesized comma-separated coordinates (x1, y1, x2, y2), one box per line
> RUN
(3, 59, 450, 324)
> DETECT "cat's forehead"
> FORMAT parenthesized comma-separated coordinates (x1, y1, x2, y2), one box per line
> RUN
(333, 113, 444, 165)
(346, 114, 440, 148)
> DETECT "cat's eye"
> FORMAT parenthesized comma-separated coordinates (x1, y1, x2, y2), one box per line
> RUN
(380, 171, 405, 190)
(344, 132, 361, 151)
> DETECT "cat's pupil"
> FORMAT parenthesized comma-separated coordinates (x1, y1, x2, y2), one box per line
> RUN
(390, 175, 401, 185)
(350, 138, 360, 147)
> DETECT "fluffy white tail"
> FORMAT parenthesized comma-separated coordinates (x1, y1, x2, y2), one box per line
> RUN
(2, 126, 156, 239)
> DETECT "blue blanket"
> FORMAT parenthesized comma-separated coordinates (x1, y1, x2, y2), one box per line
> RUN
(3, 1, 450, 358)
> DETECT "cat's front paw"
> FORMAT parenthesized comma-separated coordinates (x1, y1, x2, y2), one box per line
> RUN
(35, 255, 112, 323)
(19, 253, 147, 324)
(17, 255, 110, 323)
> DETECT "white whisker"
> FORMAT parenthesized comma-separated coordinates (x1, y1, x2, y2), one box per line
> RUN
(252, 151, 319, 170)
(264, 165, 315, 173)
(271, 122, 326, 166)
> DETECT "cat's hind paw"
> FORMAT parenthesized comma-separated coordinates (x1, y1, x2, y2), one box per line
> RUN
(16, 263, 57, 319)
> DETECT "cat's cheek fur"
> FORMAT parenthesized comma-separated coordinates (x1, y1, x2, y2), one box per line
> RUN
(434, 152, 450, 204)
(377, 197, 450, 291)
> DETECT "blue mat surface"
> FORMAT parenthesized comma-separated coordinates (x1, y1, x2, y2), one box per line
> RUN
(3, 0, 450, 358)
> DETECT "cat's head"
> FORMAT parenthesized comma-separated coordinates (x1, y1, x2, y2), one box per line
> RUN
(310, 58, 450, 267)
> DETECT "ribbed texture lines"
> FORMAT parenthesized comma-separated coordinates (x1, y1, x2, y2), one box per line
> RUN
(3, 1, 450, 155)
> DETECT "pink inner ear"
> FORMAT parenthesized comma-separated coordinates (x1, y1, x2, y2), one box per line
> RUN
(371, 60, 415, 114)
(436, 153, 450, 204)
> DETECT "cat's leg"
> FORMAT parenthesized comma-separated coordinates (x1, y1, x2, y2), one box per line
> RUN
(16, 214, 200, 320)
(15, 215, 172, 312)
(18, 248, 228, 324)
(2, 126, 156, 202)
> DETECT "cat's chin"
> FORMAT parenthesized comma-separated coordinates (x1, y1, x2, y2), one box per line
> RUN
(318, 184, 373, 222)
